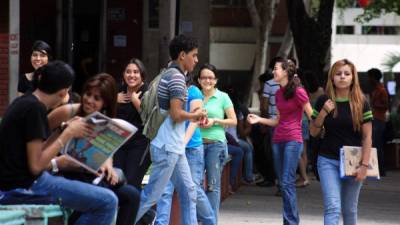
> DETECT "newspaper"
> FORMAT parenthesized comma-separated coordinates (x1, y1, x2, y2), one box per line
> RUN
(62, 112, 137, 174)
(339, 146, 380, 180)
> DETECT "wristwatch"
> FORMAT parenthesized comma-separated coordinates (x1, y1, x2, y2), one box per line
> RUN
(51, 158, 59, 173)
(60, 121, 68, 131)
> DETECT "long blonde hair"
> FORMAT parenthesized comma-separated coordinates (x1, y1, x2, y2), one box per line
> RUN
(325, 59, 365, 131)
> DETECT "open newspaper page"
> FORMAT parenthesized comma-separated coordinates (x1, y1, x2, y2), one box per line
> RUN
(340, 146, 380, 180)
(62, 111, 137, 174)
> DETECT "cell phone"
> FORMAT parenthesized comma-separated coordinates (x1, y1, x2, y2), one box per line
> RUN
(92, 173, 105, 185)
(87, 117, 108, 126)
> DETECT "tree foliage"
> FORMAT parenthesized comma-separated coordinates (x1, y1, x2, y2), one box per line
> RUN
(382, 52, 400, 73)
(337, 0, 400, 23)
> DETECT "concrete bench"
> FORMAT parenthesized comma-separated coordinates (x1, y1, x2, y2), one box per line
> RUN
(0, 205, 68, 225)
(0, 210, 26, 225)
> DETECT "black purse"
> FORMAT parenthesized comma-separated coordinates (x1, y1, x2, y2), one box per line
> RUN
(62, 167, 127, 189)
(98, 167, 127, 189)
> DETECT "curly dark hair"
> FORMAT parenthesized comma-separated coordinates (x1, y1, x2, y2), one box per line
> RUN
(169, 34, 198, 60)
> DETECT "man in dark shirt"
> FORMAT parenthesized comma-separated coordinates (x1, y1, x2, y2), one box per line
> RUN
(368, 68, 389, 176)
(0, 61, 118, 225)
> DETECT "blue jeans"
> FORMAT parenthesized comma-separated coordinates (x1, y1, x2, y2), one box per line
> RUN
(238, 139, 254, 181)
(227, 144, 244, 187)
(272, 141, 303, 225)
(135, 144, 197, 225)
(317, 156, 363, 225)
(155, 145, 215, 225)
(30, 171, 118, 225)
(204, 141, 227, 223)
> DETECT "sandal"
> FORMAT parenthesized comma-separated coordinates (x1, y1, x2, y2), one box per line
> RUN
(296, 179, 310, 188)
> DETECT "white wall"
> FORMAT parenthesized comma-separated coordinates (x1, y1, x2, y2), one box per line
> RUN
(210, 43, 255, 71)
(209, 27, 283, 71)
(331, 43, 400, 72)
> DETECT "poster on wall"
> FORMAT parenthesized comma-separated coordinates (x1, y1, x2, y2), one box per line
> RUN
(113, 35, 127, 47)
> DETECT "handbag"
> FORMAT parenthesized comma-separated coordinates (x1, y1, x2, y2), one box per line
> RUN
(99, 167, 127, 189)
(62, 167, 127, 189)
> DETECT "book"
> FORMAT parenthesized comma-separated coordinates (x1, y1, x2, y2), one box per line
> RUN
(339, 146, 380, 180)
(62, 112, 137, 174)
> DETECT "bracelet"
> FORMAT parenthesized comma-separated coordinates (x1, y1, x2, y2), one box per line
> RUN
(50, 158, 59, 173)
(322, 108, 330, 114)
(360, 163, 369, 168)
(56, 138, 64, 149)
(213, 119, 219, 126)
(312, 120, 323, 129)
(60, 122, 68, 131)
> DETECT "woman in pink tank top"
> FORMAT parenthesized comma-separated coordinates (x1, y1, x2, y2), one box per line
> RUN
(247, 58, 313, 225)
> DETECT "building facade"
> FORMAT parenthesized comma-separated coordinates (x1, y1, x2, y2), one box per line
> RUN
(331, 6, 400, 73)
(0, 0, 144, 115)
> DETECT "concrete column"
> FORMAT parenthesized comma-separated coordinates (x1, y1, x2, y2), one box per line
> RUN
(8, 0, 19, 102)
(158, 0, 176, 69)
(179, 0, 210, 67)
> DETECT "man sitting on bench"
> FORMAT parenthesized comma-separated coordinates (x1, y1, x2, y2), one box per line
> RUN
(0, 61, 118, 225)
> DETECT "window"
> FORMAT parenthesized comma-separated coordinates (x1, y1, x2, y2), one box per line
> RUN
(148, 0, 159, 28)
(362, 26, 400, 35)
(336, 26, 355, 34)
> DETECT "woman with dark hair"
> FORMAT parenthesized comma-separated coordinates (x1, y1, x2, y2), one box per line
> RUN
(48, 73, 117, 121)
(197, 63, 237, 222)
(48, 73, 140, 225)
(247, 58, 313, 225)
(18, 40, 53, 96)
(114, 58, 150, 189)
(310, 59, 372, 225)
(19, 40, 72, 105)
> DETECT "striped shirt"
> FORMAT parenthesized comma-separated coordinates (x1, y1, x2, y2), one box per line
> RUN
(158, 67, 187, 111)
(263, 79, 280, 119)
(151, 64, 187, 154)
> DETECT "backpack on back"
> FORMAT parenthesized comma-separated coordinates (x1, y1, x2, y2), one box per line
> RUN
(140, 67, 179, 140)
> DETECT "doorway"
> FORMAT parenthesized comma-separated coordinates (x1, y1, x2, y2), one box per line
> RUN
(59, 0, 105, 93)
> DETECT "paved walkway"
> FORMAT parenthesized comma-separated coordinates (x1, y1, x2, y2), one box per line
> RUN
(219, 170, 400, 225)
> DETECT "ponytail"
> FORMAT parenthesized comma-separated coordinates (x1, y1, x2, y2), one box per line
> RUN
(274, 58, 301, 100)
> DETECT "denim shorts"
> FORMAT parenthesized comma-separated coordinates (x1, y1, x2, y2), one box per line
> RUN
(302, 120, 310, 140)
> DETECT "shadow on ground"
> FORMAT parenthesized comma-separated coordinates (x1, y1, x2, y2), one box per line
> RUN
(219, 170, 400, 225)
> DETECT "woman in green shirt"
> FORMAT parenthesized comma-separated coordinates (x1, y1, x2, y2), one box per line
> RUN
(197, 63, 237, 222)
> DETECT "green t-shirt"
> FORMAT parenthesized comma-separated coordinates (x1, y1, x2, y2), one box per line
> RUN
(200, 89, 233, 141)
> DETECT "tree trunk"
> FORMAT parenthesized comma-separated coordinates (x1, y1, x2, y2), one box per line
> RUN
(246, 0, 280, 105)
(277, 25, 293, 58)
(287, 0, 334, 92)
